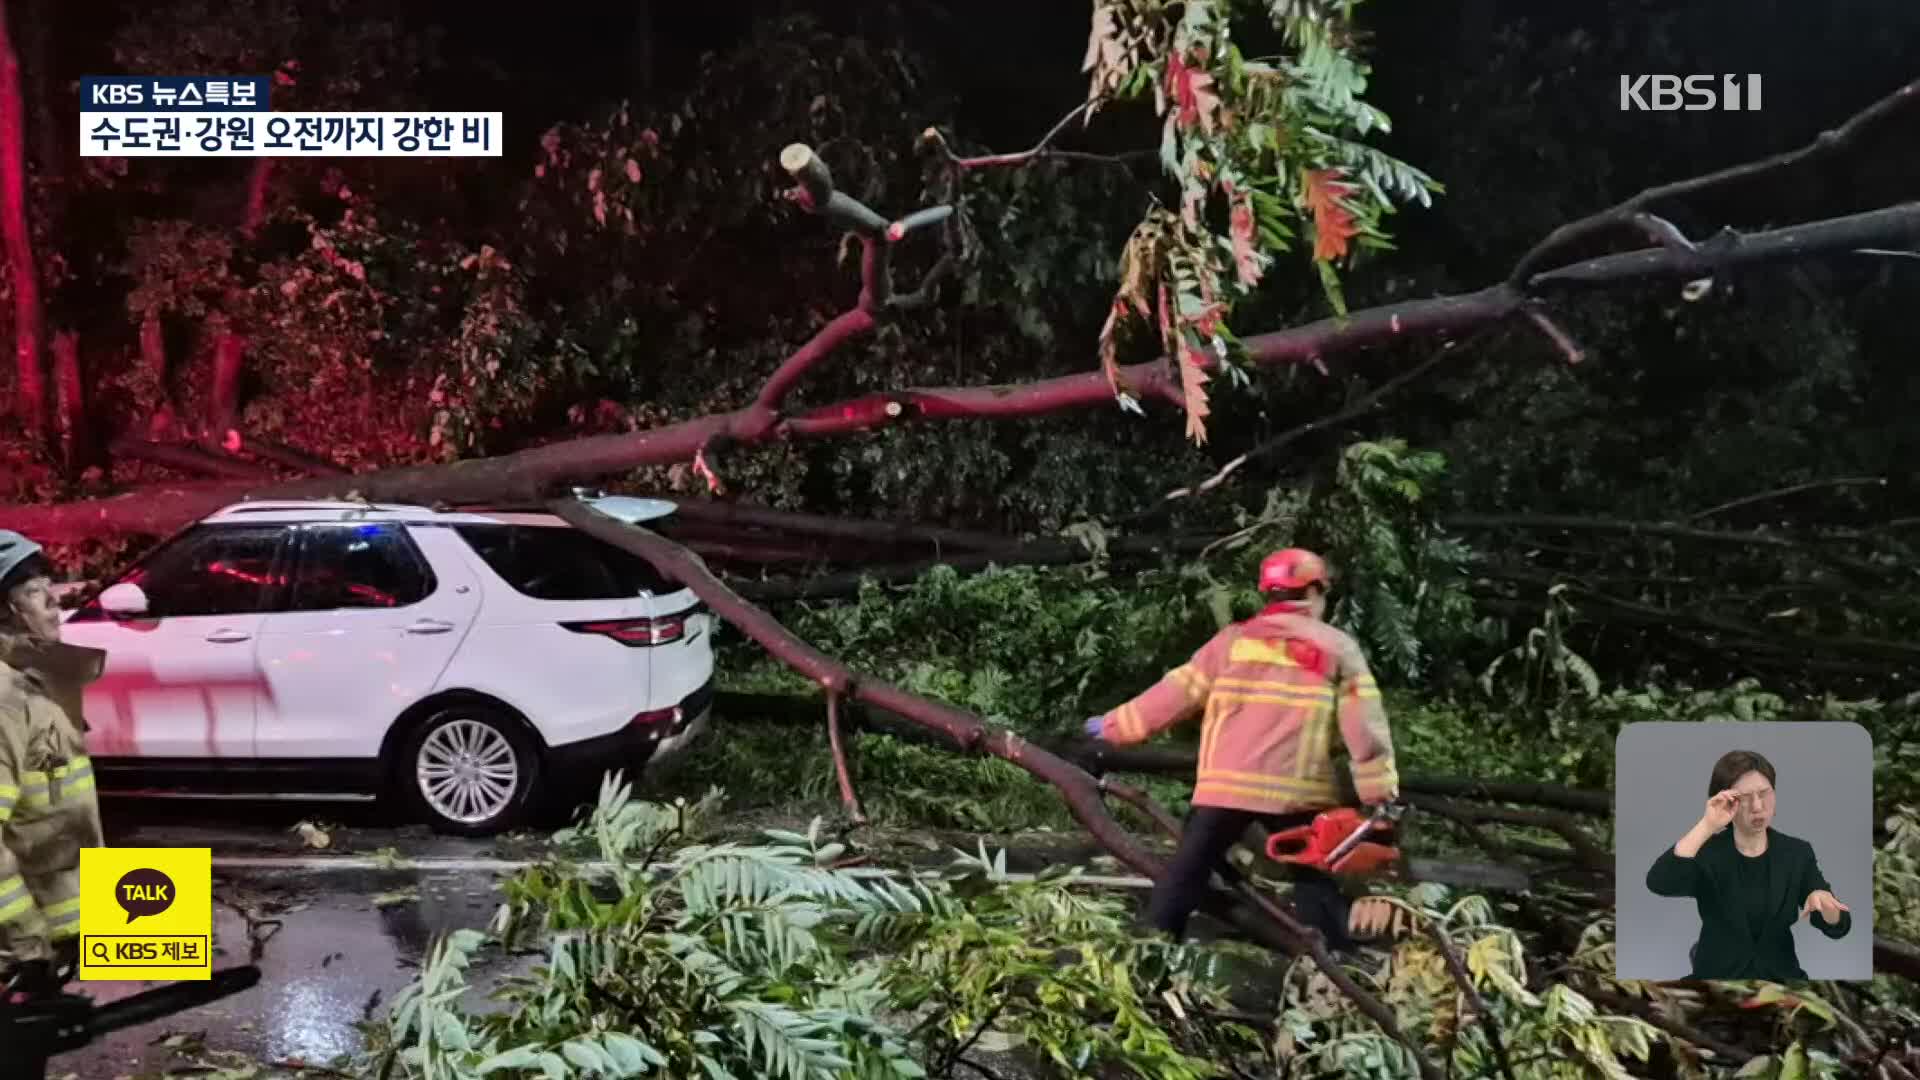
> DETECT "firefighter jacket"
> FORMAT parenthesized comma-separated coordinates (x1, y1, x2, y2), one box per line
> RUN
(1095, 608, 1397, 815)
(0, 633, 105, 965)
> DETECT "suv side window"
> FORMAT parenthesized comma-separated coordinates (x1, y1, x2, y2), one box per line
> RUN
(453, 524, 671, 600)
(122, 525, 290, 618)
(287, 524, 435, 611)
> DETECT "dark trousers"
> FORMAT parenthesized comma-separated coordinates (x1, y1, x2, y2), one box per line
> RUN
(1145, 805, 1356, 951)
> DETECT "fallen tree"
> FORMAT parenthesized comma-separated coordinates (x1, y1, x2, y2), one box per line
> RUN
(5, 79, 1919, 540)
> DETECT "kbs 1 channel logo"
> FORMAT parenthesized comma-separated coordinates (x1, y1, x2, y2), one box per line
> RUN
(78, 848, 212, 980)
(78, 75, 502, 158)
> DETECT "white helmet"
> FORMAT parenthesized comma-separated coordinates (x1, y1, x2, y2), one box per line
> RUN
(0, 530, 45, 593)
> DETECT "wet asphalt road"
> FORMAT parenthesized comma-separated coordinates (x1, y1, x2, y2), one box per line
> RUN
(49, 798, 550, 1078)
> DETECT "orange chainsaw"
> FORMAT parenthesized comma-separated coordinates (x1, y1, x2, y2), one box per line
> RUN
(1264, 802, 1530, 891)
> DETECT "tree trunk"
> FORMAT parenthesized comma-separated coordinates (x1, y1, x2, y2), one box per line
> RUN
(19, 0, 53, 174)
(207, 159, 275, 442)
(51, 329, 86, 477)
(0, 0, 47, 444)
(139, 311, 181, 440)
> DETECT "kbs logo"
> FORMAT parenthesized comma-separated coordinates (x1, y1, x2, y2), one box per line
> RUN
(87, 82, 144, 106)
(1620, 74, 1763, 112)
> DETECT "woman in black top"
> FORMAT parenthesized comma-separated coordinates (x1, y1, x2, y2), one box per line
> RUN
(1645, 749, 1852, 981)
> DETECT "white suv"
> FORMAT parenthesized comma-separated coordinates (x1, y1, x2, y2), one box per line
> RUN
(59, 496, 715, 835)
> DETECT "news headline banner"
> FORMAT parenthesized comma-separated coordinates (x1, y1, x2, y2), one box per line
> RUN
(80, 75, 501, 157)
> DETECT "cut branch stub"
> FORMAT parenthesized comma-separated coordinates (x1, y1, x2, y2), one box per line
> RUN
(780, 142, 833, 206)
(781, 141, 891, 236)
(888, 205, 954, 243)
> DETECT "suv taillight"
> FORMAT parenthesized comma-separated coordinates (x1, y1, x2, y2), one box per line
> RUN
(563, 616, 684, 647)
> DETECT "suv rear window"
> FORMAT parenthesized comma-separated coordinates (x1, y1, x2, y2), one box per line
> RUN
(453, 524, 673, 600)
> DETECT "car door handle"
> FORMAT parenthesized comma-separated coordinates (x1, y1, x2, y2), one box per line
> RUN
(405, 619, 456, 635)
(205, 629, 252, 644)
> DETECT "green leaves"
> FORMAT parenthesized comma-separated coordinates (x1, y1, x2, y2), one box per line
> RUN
(1077, 0, 1440, 444)
(362, 780, 1259, 1079)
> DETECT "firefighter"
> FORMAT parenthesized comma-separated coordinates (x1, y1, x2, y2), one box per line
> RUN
(0, 530, 105, 998)
(1086, 547, 1398, 949)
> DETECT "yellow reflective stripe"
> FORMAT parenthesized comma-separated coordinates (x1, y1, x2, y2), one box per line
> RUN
(19, 773, 51, 809)
(0, 784, 14, 823)
(1213, 675, 1333, 696)
(1343, 674, 1381, 700)
(42, 895, 81, 920)
(1198, 699, 1222, 767)
(50, 755, 92, 780)
(1297, 706, 1335, 778)
(56, 772, 95, 798)
(1200, 766, 1326, 786)
(1229, 638, 1297, 667)
(1211, 690, 1335, 711)
(1213, 682, 1334, 701)
(1350, 756, 1396, 779)
(0, 877, 32, 924)
(1168, 664, 1210, 698)
(1195, 776, 1338, 802)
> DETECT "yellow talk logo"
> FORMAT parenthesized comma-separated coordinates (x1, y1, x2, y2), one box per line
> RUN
(78, 847, 211, 981)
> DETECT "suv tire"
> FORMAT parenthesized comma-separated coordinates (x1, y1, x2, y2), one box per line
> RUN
(398, 704, 541, 836)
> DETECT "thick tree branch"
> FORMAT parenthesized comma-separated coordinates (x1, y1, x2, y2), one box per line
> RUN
(1510, 77, 1919, 283)
(1527, 203, 1920, 291)
(109, 437, 278, 483)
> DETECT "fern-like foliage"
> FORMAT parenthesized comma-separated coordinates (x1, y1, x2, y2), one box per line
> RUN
(358, 780, 1258, 1079)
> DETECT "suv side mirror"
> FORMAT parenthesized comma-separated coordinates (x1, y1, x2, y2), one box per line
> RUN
(99, 582, 151, 618)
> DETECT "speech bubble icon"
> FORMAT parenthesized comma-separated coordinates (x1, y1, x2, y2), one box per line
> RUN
(116, 867, 176, 924)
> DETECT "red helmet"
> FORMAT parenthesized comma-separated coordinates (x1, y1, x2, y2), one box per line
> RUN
(1258, 548, 1331, 593)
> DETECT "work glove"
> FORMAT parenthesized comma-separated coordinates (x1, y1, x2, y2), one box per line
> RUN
(1084, 715, 1105, 739)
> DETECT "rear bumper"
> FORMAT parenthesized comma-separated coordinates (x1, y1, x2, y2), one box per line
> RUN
(547, 679, 714, 778)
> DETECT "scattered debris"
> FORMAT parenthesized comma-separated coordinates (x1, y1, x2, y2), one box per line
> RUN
(291, 821, 332, 849)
